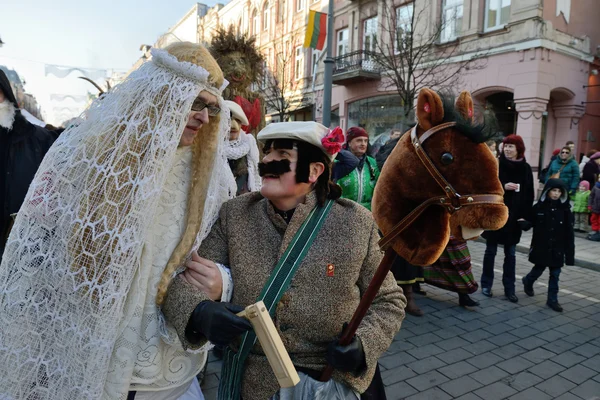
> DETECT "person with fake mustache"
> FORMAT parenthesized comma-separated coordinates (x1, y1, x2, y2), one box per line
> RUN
(162, 121, 406, 400)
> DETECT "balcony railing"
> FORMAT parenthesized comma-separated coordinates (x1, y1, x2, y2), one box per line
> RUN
(332, 50, 383, 84)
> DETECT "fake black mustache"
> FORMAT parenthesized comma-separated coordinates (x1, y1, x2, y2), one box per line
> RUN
(258, 159, 292, 177)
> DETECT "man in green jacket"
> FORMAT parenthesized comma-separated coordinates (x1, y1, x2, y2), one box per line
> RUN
(546, 146, 580, 196)
(338, 126, 380, 210)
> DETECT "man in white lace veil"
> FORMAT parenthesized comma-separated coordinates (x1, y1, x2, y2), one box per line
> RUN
(0, 42, 236, 400)
(224, 100, 261, 195)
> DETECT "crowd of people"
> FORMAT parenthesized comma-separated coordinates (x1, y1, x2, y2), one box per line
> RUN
(0, 39, 596, 400)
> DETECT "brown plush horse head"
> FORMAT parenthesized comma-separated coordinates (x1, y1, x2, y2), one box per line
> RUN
(372, 88, 508, 266)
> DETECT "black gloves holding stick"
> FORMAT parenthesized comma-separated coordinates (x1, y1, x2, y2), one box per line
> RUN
(326, 324, 367, 377)
(185, 301, 252, 346)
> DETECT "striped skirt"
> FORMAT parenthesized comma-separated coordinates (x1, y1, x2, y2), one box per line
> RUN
(423, 237, 478, 294)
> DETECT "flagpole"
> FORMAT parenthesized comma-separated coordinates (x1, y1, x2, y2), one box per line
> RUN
(321, 0, 334, 127)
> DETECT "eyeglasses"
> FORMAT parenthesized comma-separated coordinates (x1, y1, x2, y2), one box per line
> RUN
(561, 151, 570, 154)
(191, 98, 221, 116)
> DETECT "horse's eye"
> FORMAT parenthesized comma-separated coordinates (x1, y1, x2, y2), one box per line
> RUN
(441, 152, 454, 165)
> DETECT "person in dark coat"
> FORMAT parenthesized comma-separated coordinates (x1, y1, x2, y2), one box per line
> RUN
(521, 179, 575, 312)
(582, 151, 600, 190)
(0, 70, 58, 261)
(481, 134, 534, 302)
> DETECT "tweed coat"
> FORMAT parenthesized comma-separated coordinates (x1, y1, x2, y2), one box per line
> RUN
(163, 191, 406, 400)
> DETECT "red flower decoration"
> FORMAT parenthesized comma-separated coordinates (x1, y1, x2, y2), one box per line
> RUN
(321, 126, 344, 155)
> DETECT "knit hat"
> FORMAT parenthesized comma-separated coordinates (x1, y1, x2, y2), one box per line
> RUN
(502, 134, 526, 159)
(552, 148, 561, 157)
(346, 126, 369, 143)
(580, 181, 590, 190)
(590, 151, 600, 161)
(257, 121, 344, 161)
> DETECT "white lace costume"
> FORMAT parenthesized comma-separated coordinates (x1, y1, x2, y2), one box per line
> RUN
(0, 48, 236, 400)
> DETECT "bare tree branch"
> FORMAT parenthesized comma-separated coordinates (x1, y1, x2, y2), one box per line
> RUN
(365, 0, 487, 121)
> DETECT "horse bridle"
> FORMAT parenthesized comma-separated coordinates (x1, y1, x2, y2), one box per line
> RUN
(378, 122, 505, 250)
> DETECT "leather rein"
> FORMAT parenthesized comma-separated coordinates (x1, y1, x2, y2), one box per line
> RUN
(378, 122, 505, 250)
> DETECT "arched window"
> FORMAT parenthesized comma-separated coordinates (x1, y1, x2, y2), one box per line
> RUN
(263, 2, 270, 31)
(252, 9, 259, 35)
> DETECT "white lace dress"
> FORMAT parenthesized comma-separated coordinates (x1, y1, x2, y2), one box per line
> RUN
(104, 146, 207, 398)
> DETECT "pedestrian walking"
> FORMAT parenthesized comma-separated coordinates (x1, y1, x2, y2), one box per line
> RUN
(481, 134, 534, 303)
(573, 181, 591, 232)
(522, 179, 575, 312)
(546, 146, 580, 197)
(588, 175, 600, 241)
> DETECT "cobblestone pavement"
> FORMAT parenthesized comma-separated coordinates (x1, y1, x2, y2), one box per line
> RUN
(200, 240, 600, 400)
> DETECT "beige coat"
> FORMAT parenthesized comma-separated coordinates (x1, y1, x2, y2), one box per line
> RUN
(163, 191, 406, 400)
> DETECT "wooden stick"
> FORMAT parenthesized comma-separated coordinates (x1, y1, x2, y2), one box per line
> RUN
(319, 247, 397, 382)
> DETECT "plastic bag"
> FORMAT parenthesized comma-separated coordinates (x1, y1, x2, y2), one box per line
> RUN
(272, 372, 360, 400)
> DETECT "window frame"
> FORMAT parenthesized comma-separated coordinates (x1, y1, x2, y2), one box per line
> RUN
(295, 46, 303, 80)
(395, 3, 413, 54)
(263, 2, 270, 31)
(252, 9, 260, 35)
(362, 16, 378, 54)
(440, 0, 463, 43)
(336, 28, 349, 57)
(311, 49, 321, 75)
(484, 0, 511, 32)
(296, 0, 304, 12)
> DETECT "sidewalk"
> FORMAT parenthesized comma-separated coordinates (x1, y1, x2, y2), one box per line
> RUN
(199, 241, 600, 399)
(477, 230, 600, 271)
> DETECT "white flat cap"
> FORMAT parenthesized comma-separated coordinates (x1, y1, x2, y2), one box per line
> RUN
(257, 121, 344, 161)
(224, 100, 249, 126)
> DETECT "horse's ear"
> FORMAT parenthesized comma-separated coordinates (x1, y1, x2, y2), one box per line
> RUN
(416, 88, 444, 131)
(391, 207, 451, 266)
(456, 91, 474, 121)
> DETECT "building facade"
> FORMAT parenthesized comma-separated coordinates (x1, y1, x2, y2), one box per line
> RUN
(316, 0, 600, 171)
(149, 0, 599, 171)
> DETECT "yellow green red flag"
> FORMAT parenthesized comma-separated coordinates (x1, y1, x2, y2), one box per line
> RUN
(304, 10, 327, 50)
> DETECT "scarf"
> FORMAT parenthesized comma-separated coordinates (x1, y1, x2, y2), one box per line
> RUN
(225, 132, 261, 192)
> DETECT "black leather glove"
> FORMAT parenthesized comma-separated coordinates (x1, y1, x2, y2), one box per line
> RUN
(185, 301, 252, 346)
(326, 333, 367, 377)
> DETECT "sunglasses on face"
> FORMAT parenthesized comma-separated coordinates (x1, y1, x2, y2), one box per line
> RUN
(191, 98, 221, 116)
(561, 151, 570, 154)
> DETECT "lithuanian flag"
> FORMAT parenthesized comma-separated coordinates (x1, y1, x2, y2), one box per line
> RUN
(304, 10, 327, 50)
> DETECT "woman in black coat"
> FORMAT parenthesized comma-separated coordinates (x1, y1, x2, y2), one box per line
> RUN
(481, 135, 534, 302)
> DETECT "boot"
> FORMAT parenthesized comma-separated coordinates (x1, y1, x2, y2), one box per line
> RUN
(522, 276, 534, 297)
(458, 293, 479, 307)
(400, 284, 424, 317)
(589, 232, 600, 242)
(413, 282, 427, 296)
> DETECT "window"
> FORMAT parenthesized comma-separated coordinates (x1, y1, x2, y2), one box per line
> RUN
(337, 28, 349, 57)
(296, 0, 304, 12)
(278, 0, 285, 22)
(311, 50, 321, 75)
(485, 0, 510, 31)
(440, 0, 463, 42)
(395, 3, 413, 52)
(295, 46, 303, 79)
(363, 17, 378, 56)
(252, 9, 259, 35)
(263, 2, 270, 31)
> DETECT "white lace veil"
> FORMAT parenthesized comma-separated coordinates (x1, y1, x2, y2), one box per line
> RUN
(0, 48, 235, 399)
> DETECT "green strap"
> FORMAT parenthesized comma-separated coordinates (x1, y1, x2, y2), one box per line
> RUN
(218, 199, 334, 400)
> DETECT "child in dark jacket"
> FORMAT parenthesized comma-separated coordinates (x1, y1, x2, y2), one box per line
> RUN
(522, 179, 575, 312)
